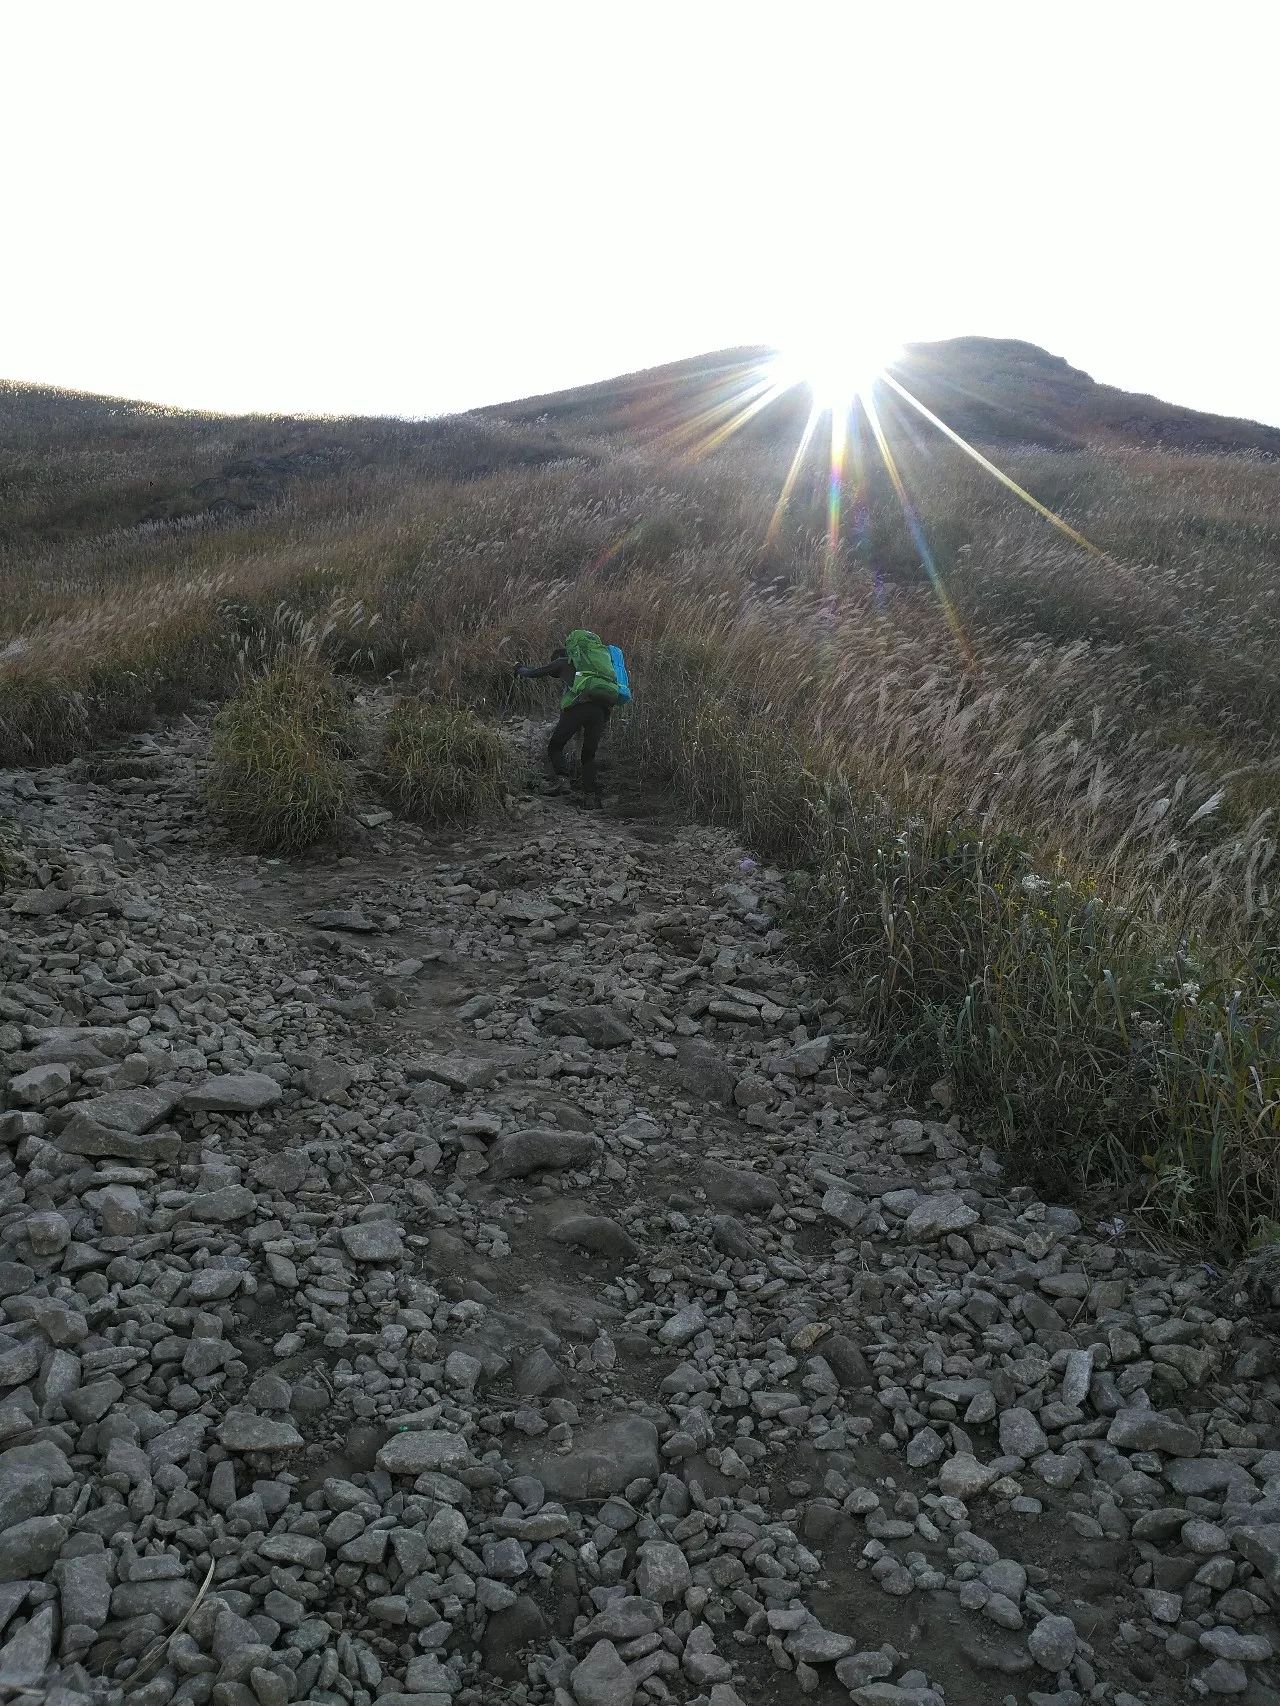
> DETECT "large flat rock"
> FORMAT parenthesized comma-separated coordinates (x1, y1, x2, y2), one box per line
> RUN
(517, 1415, 659, 1501)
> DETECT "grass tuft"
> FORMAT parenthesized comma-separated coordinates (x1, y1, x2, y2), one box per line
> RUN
(207, 658, 354, 852)
(380, 699, 510, 827)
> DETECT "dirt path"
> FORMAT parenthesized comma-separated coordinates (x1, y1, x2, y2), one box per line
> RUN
(0, 713, 1277, 1706)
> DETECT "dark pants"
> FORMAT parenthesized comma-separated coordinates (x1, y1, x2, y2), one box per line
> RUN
(548, 699, 612, 795)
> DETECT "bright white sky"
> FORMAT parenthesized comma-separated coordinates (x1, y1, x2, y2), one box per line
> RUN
(3, 1, 1278, 424)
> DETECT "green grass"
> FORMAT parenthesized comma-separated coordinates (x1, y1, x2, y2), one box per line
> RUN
(207, 658, 355, 852)
(380, 699, 510, 826)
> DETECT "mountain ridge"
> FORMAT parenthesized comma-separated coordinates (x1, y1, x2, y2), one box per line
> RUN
(485, 337, 1280, 456)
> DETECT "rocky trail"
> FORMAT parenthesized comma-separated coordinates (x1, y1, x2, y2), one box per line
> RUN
(2, 710, 1279, 1706)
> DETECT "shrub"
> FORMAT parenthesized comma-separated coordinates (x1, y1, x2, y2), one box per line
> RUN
(380, 699, 510, 826)
(207, 659, 354, 852)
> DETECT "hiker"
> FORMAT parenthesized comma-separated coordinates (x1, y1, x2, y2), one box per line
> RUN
(515, 628, 630, 801)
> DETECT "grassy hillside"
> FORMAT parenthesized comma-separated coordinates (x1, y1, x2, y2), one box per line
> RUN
(2, 344, 1280, 1249)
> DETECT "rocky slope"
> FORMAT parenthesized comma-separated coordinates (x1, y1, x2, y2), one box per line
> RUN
(1, 712, 1278, 1706)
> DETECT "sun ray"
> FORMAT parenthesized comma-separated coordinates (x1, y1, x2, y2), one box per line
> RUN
(766, 404, 822, 544)
(881, 371, 1107, 558)
(826, 403, 849, 564)
(862, 387, 975, 664)
(680, 375, 793, 460)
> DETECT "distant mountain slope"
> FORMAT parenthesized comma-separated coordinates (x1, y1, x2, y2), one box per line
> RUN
(0, 382, 570, 547)
(489, 338, 1280, 456)
(5, 337, 1276, 549)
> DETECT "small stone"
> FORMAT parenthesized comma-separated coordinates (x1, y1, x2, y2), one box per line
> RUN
(999, 1407, 1049, 1459)
(1027, 1614, 1077, 1672)
(789, 1624, 855, 1664)
(409, 1053, 500, 1092)
(1106, 1407, 1200, 1457)
(904, 1194, 978, 1239)
(218, 1412, 304, 1453)
(185, 1072, 283, 1113)
(426, 1507, 468, 1552)
(571, 1638, 636, 1706)
(341, 1221, 403, 1263)
(636, 1541, 690, 1604)
(939, 1454, 998, 1498)
(377, 1430, 471, 1475)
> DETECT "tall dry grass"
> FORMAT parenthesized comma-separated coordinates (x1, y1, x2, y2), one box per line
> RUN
(2, 404, 1279, 1246)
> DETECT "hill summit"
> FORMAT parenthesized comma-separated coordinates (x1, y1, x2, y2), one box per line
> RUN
(490, 336, 1280, 456)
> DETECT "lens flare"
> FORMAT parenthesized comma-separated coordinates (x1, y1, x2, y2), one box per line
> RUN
(770, 333, 902, 414)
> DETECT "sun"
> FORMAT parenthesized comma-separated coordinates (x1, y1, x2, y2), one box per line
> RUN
(769, 331, 902, 414)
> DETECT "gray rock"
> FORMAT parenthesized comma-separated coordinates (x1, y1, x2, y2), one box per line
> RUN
(55, 1111, 180, 1163)
(822, 1333, 871, 1389)
(576, 1598, 662, 1643)
(999, 1407, 1049, 1459)
(0, 1516, 65, 1583)
(304, 1061, 354, 1099)
(96, 1185, 143, 1236)
(217, 1412, 303, 1452)
(1062, 1348, 1094, 1408)
(768, 1036, 833, 1078)
(185, 1072, 283, 1113)
(259, 1533, 327, 1569)
(1107, 1407, 1201, 1457)
(0, 1340, 39, 1388)
(571, 1639, 636, 1706)
(520, 1415, 659, 1499)
(308, 908, 379, 932)
(425, 1507, 468, 1552)
(1199, 1658, 1249, 1694)
(658, 1305, 705, 1347)
(545, 1006, 635, 1049)
(1027, 1614, 1077, 1671)
(10, 1063, 71, 1104)
(189, 1184, 257, 1223)
(635, 1541, 691, 1604)
(409, 1053, 499, 1092)
(703, 1164, 780, 1213)
(24, 1025, 128, 1065)
(1200, 1628, 1272, 1662)
(904, 1194, 978, 1239)
(0, 1602, 55, 1687)
(377, 1430, 471, 1475)
(1231, 1522, 1280, 1589)
(341, 1221, 403, 1262)
(672, 1041, 736, 1104)
(789, 1623, 856, 1663)
(57, 1551, 113, 1631)
(72, 1082, 182, 1134)
(939, 1454, 998, 1499)
(512, 1347, 563, 1398)
(111, 1578, 196, 1621)
(0, 1466, 51, 1531)
(488, 1129, 597, 1180)
(822, 1186, 870, 1233)
(550, 1215, 639, 1262)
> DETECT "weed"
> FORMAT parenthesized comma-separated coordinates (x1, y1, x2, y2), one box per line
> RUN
(207, 658, 354, 852)
(380, 698, 510, 826)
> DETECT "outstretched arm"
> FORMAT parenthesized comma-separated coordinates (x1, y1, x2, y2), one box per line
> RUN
(517, 651, 572, 681)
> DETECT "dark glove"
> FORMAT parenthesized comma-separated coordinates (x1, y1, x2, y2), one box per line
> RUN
(513, 663, 528, 677)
